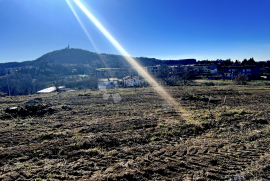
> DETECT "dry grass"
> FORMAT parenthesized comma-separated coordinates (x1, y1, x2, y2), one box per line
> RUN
(0, 85, 270, 180)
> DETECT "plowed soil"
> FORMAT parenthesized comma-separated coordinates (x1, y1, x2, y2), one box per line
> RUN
(1, 86, 270, 180)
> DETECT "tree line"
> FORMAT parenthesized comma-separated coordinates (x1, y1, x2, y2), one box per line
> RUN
(0, 63, 98, 96)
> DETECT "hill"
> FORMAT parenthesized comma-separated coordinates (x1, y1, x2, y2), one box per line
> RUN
(0, 47, 196, 96)
(0, 47, 196, 69)
(32, 47, 196, 67)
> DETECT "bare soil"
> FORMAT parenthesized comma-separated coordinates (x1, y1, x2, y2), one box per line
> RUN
(0, 86, 270, 180)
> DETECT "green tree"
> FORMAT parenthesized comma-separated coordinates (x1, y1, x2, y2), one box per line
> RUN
(242, 59, 248, 65)
(247, 57, 256, 65)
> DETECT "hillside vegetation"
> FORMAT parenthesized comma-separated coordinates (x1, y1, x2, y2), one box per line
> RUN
(0, 85, 270, 180)
(0, 48, 195, 96)
(0, 48, 195, 69)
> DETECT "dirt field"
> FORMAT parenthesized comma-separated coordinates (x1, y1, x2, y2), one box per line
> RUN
(1, 86, 270, 180)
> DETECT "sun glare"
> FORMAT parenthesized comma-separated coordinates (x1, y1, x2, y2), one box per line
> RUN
(66, 0, 97, 51)
(70, 0, 180, 111)
(66, 0, 111, 71)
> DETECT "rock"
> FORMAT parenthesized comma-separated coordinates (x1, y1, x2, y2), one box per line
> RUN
(5, 106, 18, 113)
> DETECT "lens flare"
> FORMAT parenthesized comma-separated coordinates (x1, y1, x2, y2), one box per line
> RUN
(66, 0, 110, 72)
(72, 0, 180, 111)
(66, 0, 96, 50)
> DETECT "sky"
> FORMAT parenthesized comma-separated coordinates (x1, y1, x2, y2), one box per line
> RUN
(0, 0, 270, 63)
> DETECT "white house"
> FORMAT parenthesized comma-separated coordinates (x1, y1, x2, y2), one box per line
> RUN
(123, 76, 141, 87)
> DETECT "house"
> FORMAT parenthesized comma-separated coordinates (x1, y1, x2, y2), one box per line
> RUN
(260, 67, 270, 74)
(218, 65, 260, 80)
(193, 64, 211, 73)
(135, 65, 160, 76)
(209, 64, 218, 74)
(98, 78, 120, 90)
(123, 76, 141, 87)
(134, 65, 161, 77)
(145, 65, 160, 74)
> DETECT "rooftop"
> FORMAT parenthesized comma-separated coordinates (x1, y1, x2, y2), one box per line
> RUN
(99, 78, 119, 82)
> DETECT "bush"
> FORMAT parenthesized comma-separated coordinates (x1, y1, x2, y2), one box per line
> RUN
(233, 74, 248, 85)
(264, 81, 270, 86)
(247, 82, 265, 86)
(215, 82, 228, 86)
(201, 82, 215, 86)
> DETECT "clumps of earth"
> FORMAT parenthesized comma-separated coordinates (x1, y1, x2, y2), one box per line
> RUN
(4, 98, 56, 117)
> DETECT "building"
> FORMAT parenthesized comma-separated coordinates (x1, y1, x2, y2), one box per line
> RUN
(98, 78, 120, 90)
(135, 65, 160, 77)
(123, 76, 141, 87)
(145, 65, 160, 74)
(218, 65, 260, 80)
(209, 64, 218, 74)
(193, 64, 212, 73)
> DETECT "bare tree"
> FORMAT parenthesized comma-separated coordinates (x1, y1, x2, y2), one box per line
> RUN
(173, 66, 197, 85)
(233, 74, 248, 85)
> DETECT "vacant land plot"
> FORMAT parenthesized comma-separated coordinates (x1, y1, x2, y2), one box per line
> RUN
(0, 86, 270, 180)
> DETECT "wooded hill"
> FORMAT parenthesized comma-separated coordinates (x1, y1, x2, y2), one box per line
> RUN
(32, 48, 195, 67)
(0, 48, 196, 69)
(0, 48, 196, 96)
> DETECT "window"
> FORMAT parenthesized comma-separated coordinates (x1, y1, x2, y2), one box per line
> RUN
(243, 69, 245, 72)
(246, 69, 251, 72)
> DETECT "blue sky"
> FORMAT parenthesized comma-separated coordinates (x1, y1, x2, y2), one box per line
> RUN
(0, 0, 270, 63)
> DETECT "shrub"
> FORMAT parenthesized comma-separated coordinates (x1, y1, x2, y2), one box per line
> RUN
(215, 82, 228, 86)
(233, 74, 248, 85)
(247, 82, 265, 86)
(201, 82, 215, 86)
(263, 81, 270, 86)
